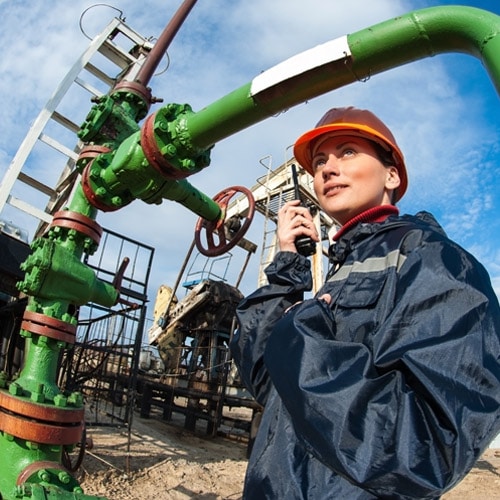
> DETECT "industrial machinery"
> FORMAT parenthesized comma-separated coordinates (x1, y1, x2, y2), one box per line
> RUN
(1, 2, 500, 498)
(143, 277, 254, 434)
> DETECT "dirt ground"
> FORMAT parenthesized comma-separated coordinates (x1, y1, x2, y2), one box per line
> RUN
(77, 415, 500, 500)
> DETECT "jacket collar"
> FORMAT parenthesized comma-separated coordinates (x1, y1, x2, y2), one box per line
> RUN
(332, 205, 399, 242)
(327, 210, 447, 272)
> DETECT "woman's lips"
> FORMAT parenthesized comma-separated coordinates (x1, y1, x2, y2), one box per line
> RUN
(324, 184, 347, 195)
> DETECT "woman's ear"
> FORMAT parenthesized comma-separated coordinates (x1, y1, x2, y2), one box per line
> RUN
(385, 166, 401, 190)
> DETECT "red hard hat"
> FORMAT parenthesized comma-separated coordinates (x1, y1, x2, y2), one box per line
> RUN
(293, 107, 408, 201)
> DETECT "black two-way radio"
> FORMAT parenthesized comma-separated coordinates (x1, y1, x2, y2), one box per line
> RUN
(291, 164, 316, 257)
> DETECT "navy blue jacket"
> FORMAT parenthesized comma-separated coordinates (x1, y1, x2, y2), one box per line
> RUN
(231, 212, 500, 499)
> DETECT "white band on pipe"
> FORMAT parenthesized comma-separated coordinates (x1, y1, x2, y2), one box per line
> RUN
(250, 35, 351, 96)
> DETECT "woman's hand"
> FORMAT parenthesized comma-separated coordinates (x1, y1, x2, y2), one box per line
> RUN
(277, 200, 320, 253)
(284, 293, 332, 314)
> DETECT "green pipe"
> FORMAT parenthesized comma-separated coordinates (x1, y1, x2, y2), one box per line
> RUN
(90, 131, 221, 220)
(157, 178, 222, 220)
(13, 338, 60, 399)
(67, 184, 99, 221)
(348, 6, 500, 91)
(183, 6, 500, 151)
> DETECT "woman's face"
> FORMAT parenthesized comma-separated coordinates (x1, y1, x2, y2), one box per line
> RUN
(311, 134, 400, 225)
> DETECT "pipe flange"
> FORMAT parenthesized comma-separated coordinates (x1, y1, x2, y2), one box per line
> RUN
(0, 391, 83, 423)
(50, 210, 103, 247)
(76, 145, 112, 173)
(22, 311, 76, 345)
(140, 112, 188, 180)
(81, 162, 121, 212)
(113, 80, 152, 118)
(16, 461, 70, 486)
(0, 407, 83, 444)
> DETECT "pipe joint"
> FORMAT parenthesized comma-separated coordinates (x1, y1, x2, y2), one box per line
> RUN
(141, 103, 212, 180)
(78, 94, 141, 147)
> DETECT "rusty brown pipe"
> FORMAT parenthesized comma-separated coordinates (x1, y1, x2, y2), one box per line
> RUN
(135, 0, 199, 86)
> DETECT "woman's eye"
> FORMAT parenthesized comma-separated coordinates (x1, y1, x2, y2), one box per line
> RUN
(313, 157, 326, 170)
(341, 148, 355, 157)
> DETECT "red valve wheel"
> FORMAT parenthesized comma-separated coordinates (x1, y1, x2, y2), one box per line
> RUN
(194, 186, 255, 257)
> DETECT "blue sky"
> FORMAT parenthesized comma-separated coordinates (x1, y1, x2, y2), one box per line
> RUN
(0, 0, 499, 318)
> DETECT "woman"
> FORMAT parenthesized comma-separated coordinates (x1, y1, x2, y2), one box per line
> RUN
(230, 107, 500, 499)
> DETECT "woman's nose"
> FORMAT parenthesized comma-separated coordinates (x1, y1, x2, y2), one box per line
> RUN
(322, 154, 340, 179)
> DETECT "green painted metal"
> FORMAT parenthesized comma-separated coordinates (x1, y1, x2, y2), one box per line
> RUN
(2, 5, 500, 500)
(78, 91, 148, 147)
(152, 103, 212, 175)
(15, 482, 108, 499)
(67, 185, 99, 222)
(348, 6, 500, 93)
(18, 234, 118, 307)
(180, 6, 500, 153)
(82, 118, 220, 218)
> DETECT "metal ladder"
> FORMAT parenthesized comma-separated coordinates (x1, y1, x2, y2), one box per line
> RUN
(0, 16, 152, 240)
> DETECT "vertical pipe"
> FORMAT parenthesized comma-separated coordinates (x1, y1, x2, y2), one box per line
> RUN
(135, 0, 199, 85)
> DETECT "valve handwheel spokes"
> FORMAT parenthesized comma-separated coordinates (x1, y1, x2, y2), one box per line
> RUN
(194, 186, 255, 257)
